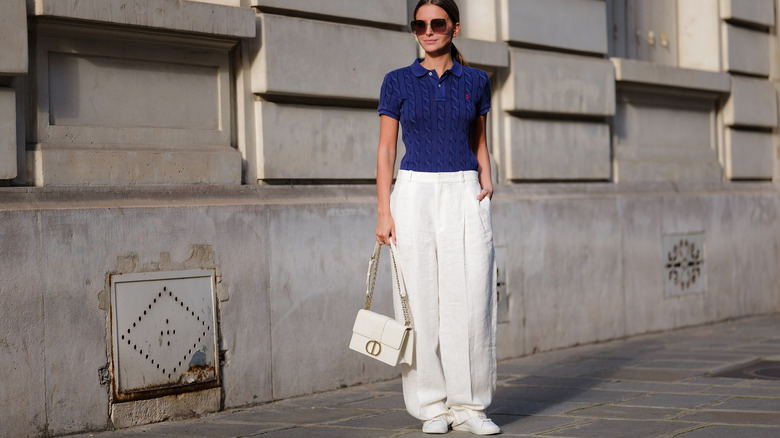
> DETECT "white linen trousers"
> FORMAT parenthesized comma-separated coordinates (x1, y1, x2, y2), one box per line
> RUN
(390, 169, 497, 425)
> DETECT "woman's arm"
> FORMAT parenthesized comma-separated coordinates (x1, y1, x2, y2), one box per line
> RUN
(471, 114, 493, 200)
(376, 114, 399, 244)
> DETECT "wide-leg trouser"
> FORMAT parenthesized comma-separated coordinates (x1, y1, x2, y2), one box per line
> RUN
(390, 169, 497, 425)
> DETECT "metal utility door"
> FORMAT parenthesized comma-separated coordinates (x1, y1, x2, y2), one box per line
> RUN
(110, 269, 219, 402)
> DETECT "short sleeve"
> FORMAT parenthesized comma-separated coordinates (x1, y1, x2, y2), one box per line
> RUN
(477, 71, 491, 116)
(377, 72, 401, 120)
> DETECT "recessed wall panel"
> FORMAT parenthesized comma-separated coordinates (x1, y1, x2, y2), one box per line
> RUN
(49, 53, 220, 130)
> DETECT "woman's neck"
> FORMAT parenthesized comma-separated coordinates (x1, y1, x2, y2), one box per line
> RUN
(420, 52, 453, 78)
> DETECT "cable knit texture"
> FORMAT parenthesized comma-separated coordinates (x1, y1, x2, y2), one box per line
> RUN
(378, 59, 491, 172)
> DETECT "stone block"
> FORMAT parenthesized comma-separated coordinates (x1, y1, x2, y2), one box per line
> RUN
(501, 0, 608, 55)
(503, 117, 611, 180)
(110, 388, 221, 429)
(27, 25, 241, 185)
(720, 0, 776, 28)
(252, 0, 407, 27)
(722, 24, 770, 77)
(0, 210, 46, 437)
(0, 88, 16, 179)
(725, 129, 774, 180)
(252, 14, 416, 100)
(32, 0, 255, 38)
(255, 102, 386, 180)
(0, 0, 27, 75)
(614, 91, 722, 183)
(678, 0, 721, 72)
(503, 48, 615, 116)
(455, 38, 509, 69)
(723, 76, 778, 128)
(459, 0, 499, 42)
(612, 58, 730, 93)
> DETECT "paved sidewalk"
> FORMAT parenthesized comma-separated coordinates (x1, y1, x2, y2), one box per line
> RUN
(73, 315, 780, 437)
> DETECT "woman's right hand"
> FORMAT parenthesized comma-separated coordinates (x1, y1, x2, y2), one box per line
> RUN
(376, 212, 396, 245)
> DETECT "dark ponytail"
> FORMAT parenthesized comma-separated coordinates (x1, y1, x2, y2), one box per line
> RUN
(451, 44, 467, 66)
(414, 0, 467, 66)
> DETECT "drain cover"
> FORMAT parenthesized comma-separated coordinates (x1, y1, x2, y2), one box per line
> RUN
(712, 360, 780, 380)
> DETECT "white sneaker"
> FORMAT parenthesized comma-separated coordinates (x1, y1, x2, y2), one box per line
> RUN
(422, 416, 450, 434)
(452, 414, 500, 435)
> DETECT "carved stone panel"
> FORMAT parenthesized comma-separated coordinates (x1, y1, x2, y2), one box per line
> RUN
(663, 233, 706, 297)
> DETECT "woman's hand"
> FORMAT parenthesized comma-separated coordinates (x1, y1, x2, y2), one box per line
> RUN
(477, 187, 493, 201)
(376, 212, 396, 245)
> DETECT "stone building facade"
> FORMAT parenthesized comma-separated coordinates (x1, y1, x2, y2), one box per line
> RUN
(1, 0, 779, 436)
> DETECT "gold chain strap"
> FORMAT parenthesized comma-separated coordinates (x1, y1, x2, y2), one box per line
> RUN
(389, 246, 412, 326)
(364, 245, 381, 310)
(364, 244, 412, 327)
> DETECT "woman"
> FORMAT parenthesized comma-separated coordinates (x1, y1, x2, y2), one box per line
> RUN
(375, 0, 499, 435)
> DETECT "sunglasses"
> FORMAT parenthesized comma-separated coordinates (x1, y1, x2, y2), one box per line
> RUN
(410, 18, 449, 35)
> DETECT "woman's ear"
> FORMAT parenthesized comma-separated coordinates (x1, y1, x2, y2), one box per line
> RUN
(452, 22, 460, 38)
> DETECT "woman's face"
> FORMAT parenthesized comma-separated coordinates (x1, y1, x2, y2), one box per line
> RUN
(415, 4, 460, 56)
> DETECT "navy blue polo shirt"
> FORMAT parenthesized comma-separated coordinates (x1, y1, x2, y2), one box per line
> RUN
(378, 59, 491, 172)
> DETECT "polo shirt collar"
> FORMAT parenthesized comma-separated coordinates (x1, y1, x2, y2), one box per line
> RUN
(411, 58, 464, 78)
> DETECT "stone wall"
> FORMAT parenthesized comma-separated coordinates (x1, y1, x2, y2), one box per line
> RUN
(2, 0, 780, 436)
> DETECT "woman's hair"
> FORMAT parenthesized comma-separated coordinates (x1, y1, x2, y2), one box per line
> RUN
(413, 0, 467, 66)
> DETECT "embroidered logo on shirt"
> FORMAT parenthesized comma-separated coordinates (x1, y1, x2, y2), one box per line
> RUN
(466, 93, 470, 100)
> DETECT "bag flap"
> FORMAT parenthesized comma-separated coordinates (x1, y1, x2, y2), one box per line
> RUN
(353, 309, 409, 349)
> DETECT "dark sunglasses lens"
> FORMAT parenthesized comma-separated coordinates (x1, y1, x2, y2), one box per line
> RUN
(410, 20, 426, 34)
(431, 19, 447, 33)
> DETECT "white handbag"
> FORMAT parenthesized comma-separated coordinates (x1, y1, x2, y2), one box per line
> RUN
(349, 242, 414, 366)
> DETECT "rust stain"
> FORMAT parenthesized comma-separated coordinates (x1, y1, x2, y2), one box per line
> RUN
(179, 364, 216, 385)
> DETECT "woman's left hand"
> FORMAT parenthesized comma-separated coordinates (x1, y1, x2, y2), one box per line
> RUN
(477, 187, 492, 201)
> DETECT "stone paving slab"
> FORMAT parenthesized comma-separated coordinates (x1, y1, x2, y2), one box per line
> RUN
(617, 393, 728, 409)
(676, 425, 780, 437)
(567, 405, 684, 421)
(540, 419, 692, 437)
(597, 381, 712, 394)
(492, 415, 582, 435)
(675, 410, 780, 426)
(706, 396, 780, 411)
(68, 315, 780, 438)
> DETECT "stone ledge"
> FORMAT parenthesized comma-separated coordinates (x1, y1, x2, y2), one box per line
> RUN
(251, 0, 407, 27)
(1, 181, 777, 211)
(612, 58, 731, 94)
(30, 0, 255, 38)
(26, 147, 242, 187)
